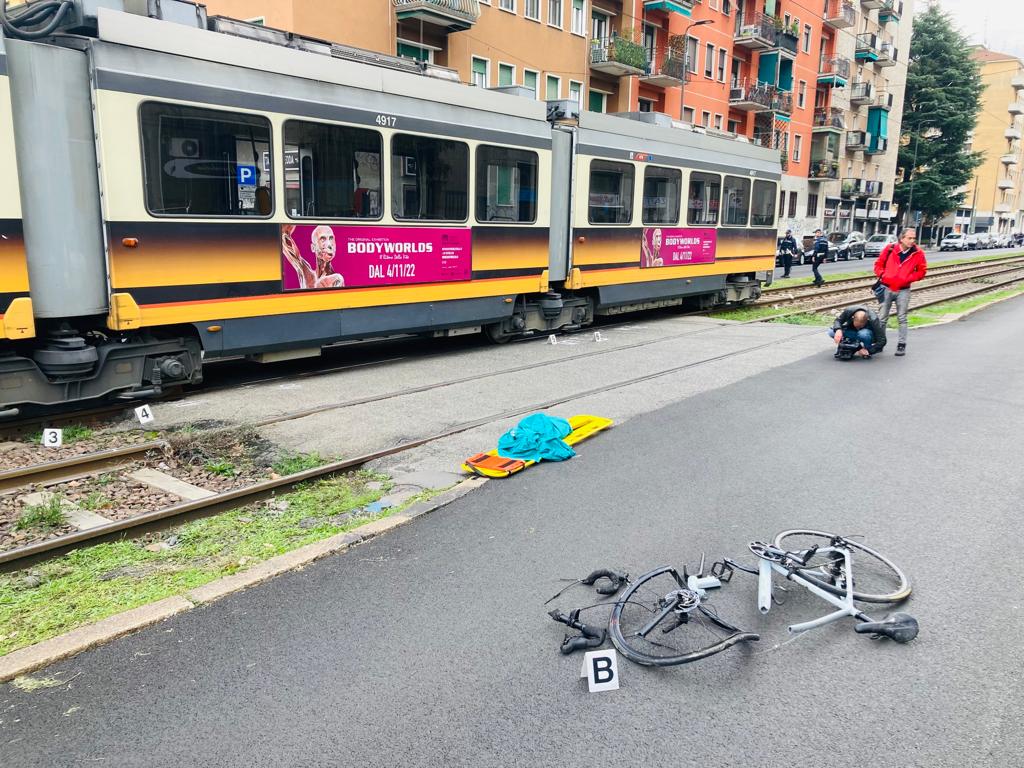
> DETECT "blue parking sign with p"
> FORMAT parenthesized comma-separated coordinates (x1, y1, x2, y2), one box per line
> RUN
(237, 165, 257, 186)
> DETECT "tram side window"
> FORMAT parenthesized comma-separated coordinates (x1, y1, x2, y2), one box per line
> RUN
(687, 172, 720, 226)
(476, 145, 539, 223)
(392, 134, 469, 221)
(588, 160, 634, 224)
(642, 166, 682, 225)
(283, 120, 382, 219)
(750, 180, 777, 226)
(140, 103, 272, 217)
(723, 175, 751, 226)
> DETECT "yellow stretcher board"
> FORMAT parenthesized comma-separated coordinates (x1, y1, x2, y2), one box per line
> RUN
(461, 415, 613, 478)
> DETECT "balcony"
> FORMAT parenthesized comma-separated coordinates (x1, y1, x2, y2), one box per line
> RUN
(393, 0, 480, 32)
(861, 0, 883, 8)
(864, 137, 889, 154)
(850, 81, 874, 104)
(813, 107, 845, 132)
(771, 29, 800, 57)
(590, 36, 648, 77)
(734, 14, 777, 50)
(1010, 102, 1024, 115)
(876, 41, 896, 67)
(878, 0, 902, 22)
(998, 176, 1015, 190)
(872, 91, 894, 110)
(855, 33, 882, 62)
(863, 180, 884, 197)
(1006, 127, 1023, 141)
(1001, 153, 1019, 165)
(771, 90, 794, 115)
(824, 0, 856, 29)
(641, 47, 688, 87)
(841, 177, 864, 198)
(995, 203, 1012, 214)
(846, 130, 870, 150)
(809, 159, 840, 180)
(728, 79, 774, 112)
(643, 0, 695, 15)
(1013, 73, 1024, 91)
(818, 57, 851, 88)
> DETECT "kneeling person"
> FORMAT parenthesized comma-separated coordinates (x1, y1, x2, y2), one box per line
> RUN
(831, 306, 886, 359)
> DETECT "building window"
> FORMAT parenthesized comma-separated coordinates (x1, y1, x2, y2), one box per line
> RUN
(588, 159, 634, 224)
(751, 180, 777, 226)
(569, 80, 583, 106)
(642, 166, 682, 225)
(524, 0, 540, 20)
(638, 98, 655, 112)
(476, 145, 538, 223)
(686, 36, 699, 74)
(141, 102, 273, 217)
(723, 175, 751, 226)
(778, 188, 785, 215)
(397, 42, 432, 63)
(701, 111, 711, 128)
(524, 69, 539, 97)
(472, 57, 489, 88)
(498, 63, 514, 87)
(571, 0, 585, 35)
(282, 120, 382, 220)
(591, 10, 609, 40)
(717, 48, 727, 82)
(798, 81, 806, 109)
(688, 171, 721, 225)
(705, 43, 714, 78)
(731, 56, 742, 86)
(793, 134, 803, 163)
(727, 119, 739, 133)
(714, 114, 723, 130)
(548, 0, 562, 28)
(788, 191, 798, 218)
(588, 90, 606, 112)
(807, 193, 819, 217)
(499, 0, 515, 11)
(546, 74, 560, 99)
(682, 107, 694, 122)
(803, 24, 812, 54)
(391, 134, 469, 221)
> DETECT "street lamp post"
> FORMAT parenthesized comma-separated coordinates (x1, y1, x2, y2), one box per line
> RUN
(678, 19, 712, 122)
(905, 121, 932, 229)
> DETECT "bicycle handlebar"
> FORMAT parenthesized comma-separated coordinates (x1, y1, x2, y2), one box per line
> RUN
(580, 569, 628, 595)
(548, 609, 607, 654)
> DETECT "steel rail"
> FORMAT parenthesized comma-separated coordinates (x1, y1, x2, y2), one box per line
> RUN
(0, 327, 822, 572)
(0, 441, 165, 495)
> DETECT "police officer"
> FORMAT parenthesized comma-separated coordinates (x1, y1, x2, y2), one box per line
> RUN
(778, 229, 798, 278)
(811, 229, 829, 287)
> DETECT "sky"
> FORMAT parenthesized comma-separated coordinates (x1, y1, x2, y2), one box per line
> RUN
(929, 0, 1024, 60)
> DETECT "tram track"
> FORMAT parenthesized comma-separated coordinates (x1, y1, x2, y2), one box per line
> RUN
(0, 325, 822, 571)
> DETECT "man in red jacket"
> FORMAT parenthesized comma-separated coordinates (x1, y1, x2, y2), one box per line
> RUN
(874, 227, 927, 356)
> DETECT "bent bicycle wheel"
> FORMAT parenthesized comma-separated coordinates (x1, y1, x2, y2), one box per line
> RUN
(772, 530, 911, 604)
(608, 566, 759, 667)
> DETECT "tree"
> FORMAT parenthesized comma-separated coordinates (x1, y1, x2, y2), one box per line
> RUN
(894, 4, 984, 225)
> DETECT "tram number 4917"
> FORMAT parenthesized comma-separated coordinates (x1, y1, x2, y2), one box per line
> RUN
(375, 114, 397, 128)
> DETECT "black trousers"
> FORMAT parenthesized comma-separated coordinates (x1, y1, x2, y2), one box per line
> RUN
(812, 257, 825, 284)
(781, 252, 793, 276)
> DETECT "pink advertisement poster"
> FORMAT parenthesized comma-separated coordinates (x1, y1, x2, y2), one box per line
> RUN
(640, 227, 717, 268)
(281, 225, 472, 291)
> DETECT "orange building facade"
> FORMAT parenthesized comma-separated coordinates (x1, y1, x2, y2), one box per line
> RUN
(202, 0, 907, 235)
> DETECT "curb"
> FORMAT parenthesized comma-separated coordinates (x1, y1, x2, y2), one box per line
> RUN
(0, 475, 486, 683)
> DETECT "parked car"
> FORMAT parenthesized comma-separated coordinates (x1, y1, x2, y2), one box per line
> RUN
(995, 233, 1014, 248)
(865, 233, 897, 257)
(976, 232, 993, 249)
(964, 233, 980, 249)
(940, 233, 969, 251)
(829, 231, 866, 260)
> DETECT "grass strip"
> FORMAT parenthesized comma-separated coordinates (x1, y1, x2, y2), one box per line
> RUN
(0, 469, 417, 657)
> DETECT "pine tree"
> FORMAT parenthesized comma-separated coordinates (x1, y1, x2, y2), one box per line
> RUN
(894, 4, 984, 225)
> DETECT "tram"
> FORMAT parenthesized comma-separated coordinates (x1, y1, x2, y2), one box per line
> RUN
(0, 0, 780, 417)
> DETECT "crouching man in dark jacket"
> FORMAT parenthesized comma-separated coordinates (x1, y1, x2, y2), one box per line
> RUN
(830, 305, 887, 358)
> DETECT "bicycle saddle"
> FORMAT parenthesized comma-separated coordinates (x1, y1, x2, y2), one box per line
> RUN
(854, 612, 919, 644)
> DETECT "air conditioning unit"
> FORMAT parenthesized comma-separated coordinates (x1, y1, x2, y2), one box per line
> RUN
(168, 137, 201, 158)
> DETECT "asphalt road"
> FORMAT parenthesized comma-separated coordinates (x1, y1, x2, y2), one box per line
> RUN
(3, 297, 1024, 767)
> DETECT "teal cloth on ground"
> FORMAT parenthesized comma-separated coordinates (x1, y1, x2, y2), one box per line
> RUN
(496, 413, 576, 463)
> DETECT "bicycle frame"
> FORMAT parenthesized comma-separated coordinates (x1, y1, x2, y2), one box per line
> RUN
(757, 546, 869, 634)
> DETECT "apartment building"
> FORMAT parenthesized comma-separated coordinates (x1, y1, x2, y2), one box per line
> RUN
(950, 47, 1024, 238)
(202, 0, 911, 237)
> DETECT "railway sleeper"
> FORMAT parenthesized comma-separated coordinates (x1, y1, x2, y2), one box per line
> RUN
(0, 331, 202, 415)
